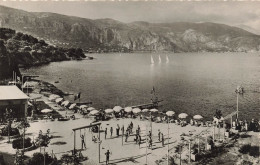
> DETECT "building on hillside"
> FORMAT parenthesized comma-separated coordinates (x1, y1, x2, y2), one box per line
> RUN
(0, 85, 29, 121)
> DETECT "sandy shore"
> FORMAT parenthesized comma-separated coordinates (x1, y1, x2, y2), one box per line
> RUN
(0, 88, 214, 164)
(0, 81, 259, 165)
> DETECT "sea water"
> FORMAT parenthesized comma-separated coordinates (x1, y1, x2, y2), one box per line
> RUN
(21, 52, 260, 120)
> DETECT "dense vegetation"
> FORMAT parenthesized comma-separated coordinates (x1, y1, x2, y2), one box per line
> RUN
(0, 28, 86, 80)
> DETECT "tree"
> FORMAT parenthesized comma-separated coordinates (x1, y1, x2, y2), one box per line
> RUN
(0, 40, 7, 57)
(6, 39, 20, 53)
(27, 152, 57, 165)
(13, 32, 23, 40)
(60, 154, 74, 165)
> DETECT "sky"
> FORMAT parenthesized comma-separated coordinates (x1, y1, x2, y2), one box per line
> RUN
(0, 1, 260, 34)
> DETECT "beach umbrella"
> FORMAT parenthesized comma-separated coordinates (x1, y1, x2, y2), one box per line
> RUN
(166, 111, 175, 117)
(150, 109, 158, 113)
(87, 107, 95, 111)
(80, 105, 88, 110)
(113, 106, 122, 112)
(133, 108, 141, 114)
(142, 109, 149, 113)
(28, 101, 33, 106)
(193, 115, 203, 120)
(69, 103, 77, 109)
(178, 113, 188, 119)
(90, 110, 99, 116)
(48, 94, 60, 101)
(105, 109, 114, 114)
(124, 107, 132, 113)
(55, 98, 63, 103)
(61, 101, 70, 107)
(41, 109, 53, 113)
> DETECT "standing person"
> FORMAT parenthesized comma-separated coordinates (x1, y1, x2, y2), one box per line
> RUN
(138, 135, 142, 148)
(125, 132, 128, 142)
(116, 127, 119, 137)
(161, 133, 164, 147)
(121, 125, 124, 136)
(105, 128, 107, 139)
(135, 134, 138, 144)
(110, 127, 113, 137)
(149, 138, 152, 149)
(89, 123, 92, 132)
(81, 134, 86, 149)
(105, 150, 111, 165)
(158, 129, 161, 141)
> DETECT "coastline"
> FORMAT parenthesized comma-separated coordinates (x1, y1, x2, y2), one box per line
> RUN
(0, 79, 259, 165)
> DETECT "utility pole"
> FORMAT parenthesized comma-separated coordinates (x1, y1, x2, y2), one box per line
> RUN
(198, 137, 200, 154)
(236, 92, 239, 119)
(146, 124, 148, 165)
(188, 140, 191, 163)
(43, 147, 46, 165)
(98, 125, 101, 163)
(26, 77, 29, 96)
(167, 117, 170, 165)
(179, 145, 182, 165)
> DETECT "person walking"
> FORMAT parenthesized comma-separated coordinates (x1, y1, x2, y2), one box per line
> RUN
(138, 125, 140, 134)
(105, 128, 107, 139)
(81, 134, 86, 149)
(105, 150, 112, 165)
(110, 127, 113, 137)
(158, 129, 161, 141)
(149, 138, 152, 149)
(149, 131, 152, 139)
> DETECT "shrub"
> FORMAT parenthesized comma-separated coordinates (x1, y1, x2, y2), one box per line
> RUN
(60, 154, 74, 165)
(0, 126, 19, 136)
(27, 152, 57, 165)
(249, 146, 259, 158)
(12, 137, 32, 149)
(241, 160, 253, 165)
(239, 144, 251, 154)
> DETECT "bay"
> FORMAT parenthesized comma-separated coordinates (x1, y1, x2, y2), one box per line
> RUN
(21, 52, 260, 120)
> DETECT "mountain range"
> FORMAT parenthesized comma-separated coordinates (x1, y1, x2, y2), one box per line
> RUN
(0, 5, 260, 53)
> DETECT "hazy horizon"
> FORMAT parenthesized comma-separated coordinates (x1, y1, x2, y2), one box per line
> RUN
(0, 1, 260, 34)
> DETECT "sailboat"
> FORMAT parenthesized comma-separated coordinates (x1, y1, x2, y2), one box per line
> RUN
(151, 55, 155, 65)
(158, 54, 162, 64)
(166, 54, 169, 63)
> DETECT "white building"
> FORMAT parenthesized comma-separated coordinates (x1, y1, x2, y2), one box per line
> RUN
(0, 86, 29, 120)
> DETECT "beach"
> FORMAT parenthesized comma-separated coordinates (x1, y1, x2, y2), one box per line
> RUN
(1, 80, 259, 165)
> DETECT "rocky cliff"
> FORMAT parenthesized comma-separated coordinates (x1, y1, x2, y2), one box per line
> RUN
(0, 5, 260, 53)
(0, 27, 86, 80)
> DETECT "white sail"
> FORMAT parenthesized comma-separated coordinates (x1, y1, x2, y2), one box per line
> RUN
(151, 55, 154, 64)
(159, 54, 162, 63)
(166, 55, 169, 63)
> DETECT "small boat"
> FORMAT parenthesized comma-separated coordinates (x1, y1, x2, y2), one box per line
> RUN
(54, 81, 59, 83)
(166, 55, 169, 64)
(158, 54, 161, 64)
(151, 55, 154, 65)
(235, 86, 244, 94)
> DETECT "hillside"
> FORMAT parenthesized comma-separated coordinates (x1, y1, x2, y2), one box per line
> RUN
(0, 27, 86, 80)
(0, 5, 260, 53)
